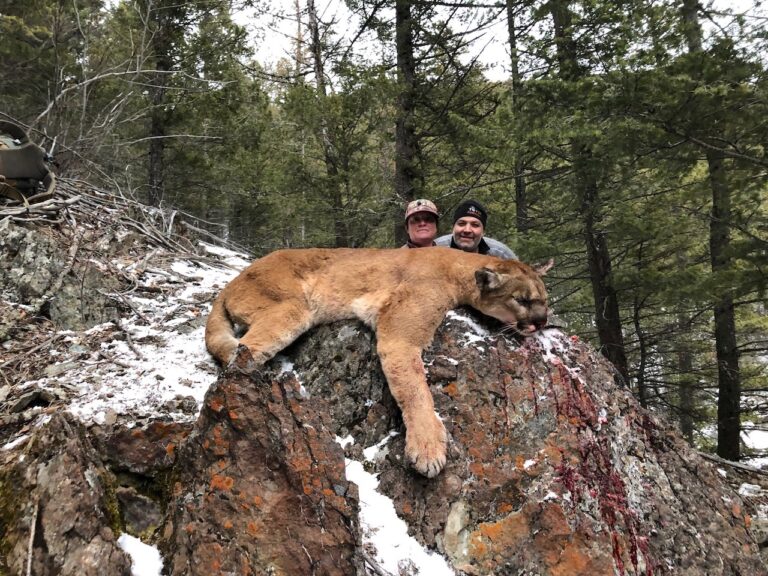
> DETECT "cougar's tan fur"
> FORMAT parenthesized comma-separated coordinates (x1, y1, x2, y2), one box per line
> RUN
(206, 247, 550, 477)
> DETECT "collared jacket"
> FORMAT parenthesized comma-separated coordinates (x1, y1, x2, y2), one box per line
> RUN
(434, 235, 517, 260)
(401, 240, 436, 249)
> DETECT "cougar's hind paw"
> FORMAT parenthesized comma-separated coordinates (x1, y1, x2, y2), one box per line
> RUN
(231, 344, 261, 375)
(405, 416, 449, 478)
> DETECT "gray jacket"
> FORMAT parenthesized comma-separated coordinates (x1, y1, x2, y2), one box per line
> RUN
(435, 234, 517, 260)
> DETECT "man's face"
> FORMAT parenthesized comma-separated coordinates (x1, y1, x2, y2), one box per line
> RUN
(406, 213, 438, 247)
(452, 216, 484, 252)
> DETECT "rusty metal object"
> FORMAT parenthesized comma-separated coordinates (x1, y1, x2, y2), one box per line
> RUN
(0, 120, 56, 204)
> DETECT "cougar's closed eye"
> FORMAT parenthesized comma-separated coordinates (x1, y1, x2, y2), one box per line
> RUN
(515, 297, 532, 307)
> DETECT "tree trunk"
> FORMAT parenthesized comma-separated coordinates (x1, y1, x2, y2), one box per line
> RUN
(307, 0, 349, 247)
(294, 0, 304, 75)
(579, 162, 629, 384)
(681, 0, 741, 460)
(506, 0, 530, 233)
(394, 0, 419, 245)
(633, 293, 650, 408)
(676, 314, 696, 444)
(708, 148, 741, 459)
(147, 5, 172, 207)
(550, 0, 629, 385)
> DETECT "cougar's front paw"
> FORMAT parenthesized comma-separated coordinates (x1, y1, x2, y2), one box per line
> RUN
(405, 414, 448, 478)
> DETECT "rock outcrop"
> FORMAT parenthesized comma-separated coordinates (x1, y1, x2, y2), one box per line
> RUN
(160, 346, 362, 575)
(159, 315, 765, 575)
(1, 204, 766, 575)
(0, 413, 132, 576)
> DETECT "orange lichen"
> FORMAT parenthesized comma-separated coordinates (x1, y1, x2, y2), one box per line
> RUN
(208, 425, 231, 456)
(542, 443, 563, 465)
(209, 397, 224, 412)
(467, 446, 484, 459)
(210, 474, 235, 491)
(469, 534, 488, 557)
(443, 381, 459, 397)
(479, 521, 505, 542)
(469, 509, 530, 559)
(538, 504, 572, 537)
(549, 542, 592, 576)
(292, 455, 312, 472)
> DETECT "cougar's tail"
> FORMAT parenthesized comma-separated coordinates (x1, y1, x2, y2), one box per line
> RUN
(205, 296, 239, 365)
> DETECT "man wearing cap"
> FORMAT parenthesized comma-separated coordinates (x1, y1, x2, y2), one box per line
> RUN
(402, 198, 440, 248)
(435, 199, 517, 260)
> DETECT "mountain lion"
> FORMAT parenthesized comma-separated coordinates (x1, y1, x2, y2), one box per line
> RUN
(206, 247, 552, 477)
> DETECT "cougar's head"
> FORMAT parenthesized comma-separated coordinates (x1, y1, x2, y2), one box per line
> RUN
(473, 259, 553, 334)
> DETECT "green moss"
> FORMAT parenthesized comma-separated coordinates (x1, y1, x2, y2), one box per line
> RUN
(0, 474, 23, 565)
(113, 466, 176, 518)
(137, 523, 160, 542)
(99, 469, 125, 536)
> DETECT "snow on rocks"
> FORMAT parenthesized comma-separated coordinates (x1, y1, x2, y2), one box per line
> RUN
(9, 242, 248, 428)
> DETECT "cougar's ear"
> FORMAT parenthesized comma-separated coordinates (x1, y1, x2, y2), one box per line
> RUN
(535, 258, 554, 276)
(475, 267, 503, 291)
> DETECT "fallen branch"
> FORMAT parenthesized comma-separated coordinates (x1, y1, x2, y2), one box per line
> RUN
(362, 550, 391, 576)
(698, 451, 768, 477)
(111, 320, 145, 361)
(26, 497, 39, 576)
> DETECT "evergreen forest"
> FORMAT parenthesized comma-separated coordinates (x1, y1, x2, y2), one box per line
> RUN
(1, 0, 767, 462)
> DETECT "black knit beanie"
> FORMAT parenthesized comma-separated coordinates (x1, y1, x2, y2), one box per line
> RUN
(453, 200, 488, 227)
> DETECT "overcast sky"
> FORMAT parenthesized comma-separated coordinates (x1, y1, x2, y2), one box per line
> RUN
(238, 0, 767, 83)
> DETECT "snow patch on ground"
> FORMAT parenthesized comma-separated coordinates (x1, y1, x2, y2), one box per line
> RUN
(25, 255, 243, 425)
(341, 432, 455, 575)
(117, 533, 163, 576)
(742, 423, 768, 465)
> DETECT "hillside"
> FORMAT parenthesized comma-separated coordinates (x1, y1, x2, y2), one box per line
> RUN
(1, 182, 767, 575)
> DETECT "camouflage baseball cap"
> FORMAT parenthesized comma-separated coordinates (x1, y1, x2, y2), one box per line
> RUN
(404, 199, 439, 221)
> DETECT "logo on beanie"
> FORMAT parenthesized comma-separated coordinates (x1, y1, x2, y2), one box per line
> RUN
(453, 200, 488, 226)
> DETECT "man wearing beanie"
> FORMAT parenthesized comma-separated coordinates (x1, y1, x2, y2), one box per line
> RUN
(435, 199, 517, 259)
(402, 198, 440, 248)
